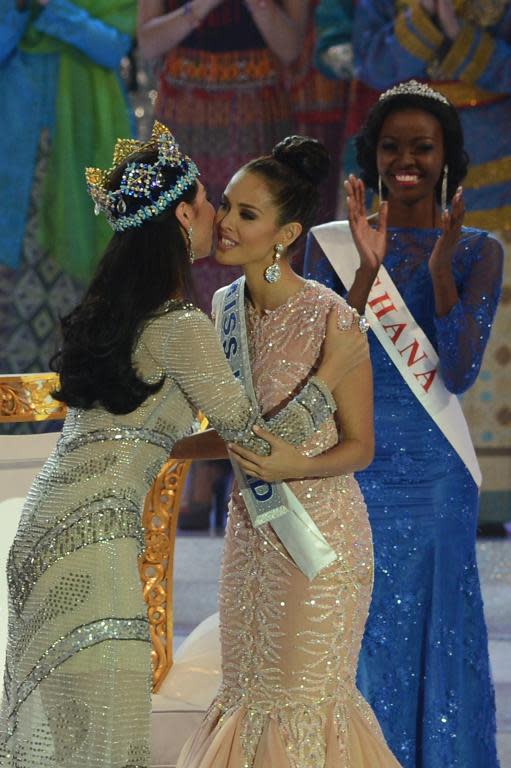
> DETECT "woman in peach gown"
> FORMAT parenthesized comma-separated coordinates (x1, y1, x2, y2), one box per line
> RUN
(176, 136, 401, 768)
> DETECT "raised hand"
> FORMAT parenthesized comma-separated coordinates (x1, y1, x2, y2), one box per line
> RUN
(345, 175, 388, 274)
(436, 0, 460, 39)
(420, 0, 437, 15)
(429, 186, 464, 275)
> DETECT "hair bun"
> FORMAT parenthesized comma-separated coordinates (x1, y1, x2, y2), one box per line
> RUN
(272, 135, 330, 185)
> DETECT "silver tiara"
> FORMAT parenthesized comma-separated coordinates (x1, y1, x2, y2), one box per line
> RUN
(379, 79, 450, 106)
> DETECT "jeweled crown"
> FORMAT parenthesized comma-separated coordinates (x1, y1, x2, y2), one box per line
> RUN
(379, 79, 450, 106)
(85, 121, 200, 232)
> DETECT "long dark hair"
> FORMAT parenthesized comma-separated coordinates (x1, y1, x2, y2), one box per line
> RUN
(355, 93, 469, 204)
(51, 148, 197, 414)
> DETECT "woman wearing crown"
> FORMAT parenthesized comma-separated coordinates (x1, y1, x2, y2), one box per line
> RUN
(305, 81, 503, 767)
(0, 123, 349, 767)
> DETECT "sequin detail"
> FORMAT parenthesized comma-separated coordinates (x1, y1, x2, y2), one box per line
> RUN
(1, 301, 336, 766)
(304, 228, 502, 768)
(6, 617, 149, 732)
(178, 282, 399, 767)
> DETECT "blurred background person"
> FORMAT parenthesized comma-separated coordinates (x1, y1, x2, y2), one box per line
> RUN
(0, 0, 136, 435)
(312, 0, 380, 210)
(138, 0, 309, 312)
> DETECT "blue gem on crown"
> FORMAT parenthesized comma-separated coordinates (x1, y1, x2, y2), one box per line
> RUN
(85, 122, 200, 232)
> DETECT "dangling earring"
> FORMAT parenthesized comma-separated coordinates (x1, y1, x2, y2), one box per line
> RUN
(187, 225, 196, 263)
(441, 164, 449, 211)
(264, 243, 284, 284)
(378, 174, 384, 205)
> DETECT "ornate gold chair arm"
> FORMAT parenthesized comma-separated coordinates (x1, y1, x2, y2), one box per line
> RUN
(0, 373, 66, 421)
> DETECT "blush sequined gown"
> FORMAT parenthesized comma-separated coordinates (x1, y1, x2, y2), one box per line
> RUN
(0, 302, 336, 768)
(177, 281, 401, 768)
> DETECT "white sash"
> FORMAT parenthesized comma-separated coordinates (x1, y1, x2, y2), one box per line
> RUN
(213, 277, 338, 580)
(310, 221, 482, 488)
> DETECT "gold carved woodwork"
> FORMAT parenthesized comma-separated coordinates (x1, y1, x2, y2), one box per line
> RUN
(139, 457, 191, 692)
(0, 371, 201, 691)
(0, 373, 66, 422)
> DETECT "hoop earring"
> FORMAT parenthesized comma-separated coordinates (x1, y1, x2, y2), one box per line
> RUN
(378, 174, 384, 205)
(187, 225, 196, 263)
(441, 164, 449, 211)
(264, 243, 284, 283)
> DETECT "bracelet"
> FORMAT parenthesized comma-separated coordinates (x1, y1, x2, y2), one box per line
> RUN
(182, 1, 201, 30)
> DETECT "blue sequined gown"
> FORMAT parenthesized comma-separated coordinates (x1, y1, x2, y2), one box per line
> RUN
(305, 226, 503, 768)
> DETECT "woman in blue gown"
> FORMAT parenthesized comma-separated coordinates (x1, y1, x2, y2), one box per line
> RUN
(304, 81, 503, 768)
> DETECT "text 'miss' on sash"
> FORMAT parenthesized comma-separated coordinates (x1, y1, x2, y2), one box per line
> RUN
(213, 277, 338, 580)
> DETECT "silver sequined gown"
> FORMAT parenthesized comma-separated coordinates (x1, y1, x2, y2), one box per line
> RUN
(178, 282, 401, 767)
(0, 301, 335, 768)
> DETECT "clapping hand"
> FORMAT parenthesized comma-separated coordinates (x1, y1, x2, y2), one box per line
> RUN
(429, 186, 464, 275)
(345, 175, 388, 274)
(420, 0, 460, 39)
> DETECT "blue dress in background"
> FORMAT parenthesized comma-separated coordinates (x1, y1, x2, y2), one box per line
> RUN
(305, 226, 503, 768)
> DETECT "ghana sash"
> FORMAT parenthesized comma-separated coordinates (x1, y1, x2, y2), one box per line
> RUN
(310, 221, 482, 488)
(214, 277, 337, 580)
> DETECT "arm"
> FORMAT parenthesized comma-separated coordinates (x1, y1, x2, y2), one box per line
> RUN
(33, 0, 133, 68)
(163, 309, 338, 455)
(137, 0, 222, 60)
(434, 232, 503, 394)
(353, 0, 447, 89)
(228, 317, 374, 480)
(305, 177, 387, 314)
(243, 0, 309, 66)
(429, 7, 511, 95)
(0, 2, 29, 64)
(314, 0, 354, 79)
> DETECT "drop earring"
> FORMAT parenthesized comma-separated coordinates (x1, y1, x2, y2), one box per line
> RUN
(441, 164, 449, 211)
(187, 225, 196, 263)
(378, 174, 384, 205)
(264, 243, 284, 283)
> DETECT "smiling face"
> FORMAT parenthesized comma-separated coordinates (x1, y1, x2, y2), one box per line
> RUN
(215, 169, 300, 268)
(376, 108, 445, 206)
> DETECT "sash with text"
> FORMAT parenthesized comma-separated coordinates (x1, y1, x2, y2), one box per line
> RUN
(310, 221, 481, 488)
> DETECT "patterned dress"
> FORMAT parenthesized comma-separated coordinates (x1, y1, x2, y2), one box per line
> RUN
(156, 0, 293, 312)
(0, 302, 335, 768)
(177, 281, 401, 767)
(305, 229, 503, 767)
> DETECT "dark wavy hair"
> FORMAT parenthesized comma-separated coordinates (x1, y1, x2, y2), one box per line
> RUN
(51, 148, 197, 414)
(243, 135, 330, 245)
(355, 93, 469, 204)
